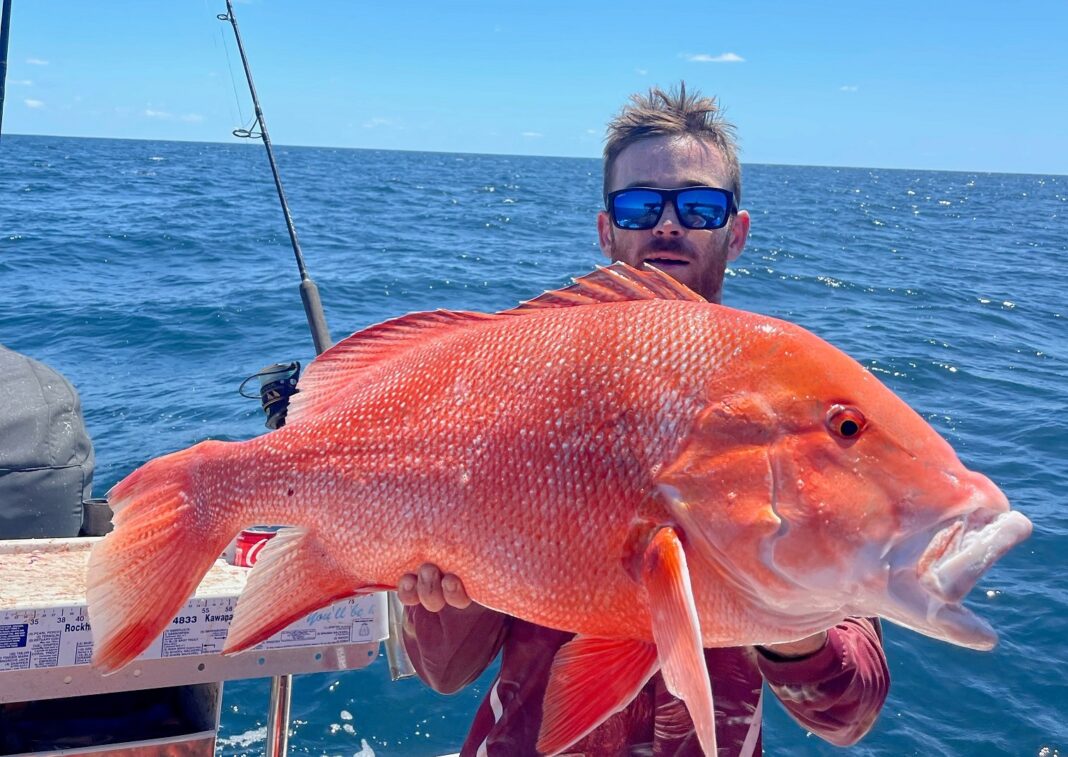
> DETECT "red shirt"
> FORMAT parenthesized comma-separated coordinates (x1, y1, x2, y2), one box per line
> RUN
(404, 607, 888, 756)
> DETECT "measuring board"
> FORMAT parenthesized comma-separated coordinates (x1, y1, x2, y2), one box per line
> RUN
(0, 537, 387, 702)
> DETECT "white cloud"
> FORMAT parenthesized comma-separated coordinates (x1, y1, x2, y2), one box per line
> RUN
(145, 109, 173, 119)
(839, 85, 859, 92)
(363, 117, 392, 128)
(684, 52, 745, 63)
(181, 113, 204, 123)
(521, 131, 543, 138)
(24, 99, 44, 109)
(635, 68, 648, 76)
(26, 58, 49, 66)
(11, 79, 33, 86)
(585, 129, 597, 135)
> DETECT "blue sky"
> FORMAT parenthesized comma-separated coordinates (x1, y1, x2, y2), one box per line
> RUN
(4, 0, 1066, 174)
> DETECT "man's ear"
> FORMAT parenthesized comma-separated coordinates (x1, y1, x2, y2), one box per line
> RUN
(597, 210, 614, 259)
(726, 209, 750, 262)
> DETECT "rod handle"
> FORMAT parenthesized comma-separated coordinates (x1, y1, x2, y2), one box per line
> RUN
(299, 278, 332, 356)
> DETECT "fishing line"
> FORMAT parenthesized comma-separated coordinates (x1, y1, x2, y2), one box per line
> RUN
(221, 32, 249, 131)
(214, 10, 251, 135)
(198, 0, 244, 137)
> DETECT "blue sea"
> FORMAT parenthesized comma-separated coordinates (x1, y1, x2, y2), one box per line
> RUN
(1, 134, 1064, 756)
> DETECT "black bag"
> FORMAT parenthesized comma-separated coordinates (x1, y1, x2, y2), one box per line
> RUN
(0, 345, 94, 539)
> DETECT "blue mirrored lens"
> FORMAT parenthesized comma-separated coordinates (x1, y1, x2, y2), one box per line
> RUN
(612, 189, 664, 229)
(676, 189, 730, 229)
(612, 187, 733, 230)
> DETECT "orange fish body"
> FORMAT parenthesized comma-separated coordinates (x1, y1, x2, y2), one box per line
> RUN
(87, 264, 1031, 755)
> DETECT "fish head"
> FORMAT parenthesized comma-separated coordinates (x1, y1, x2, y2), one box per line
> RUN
(660, 319, 1032, 650)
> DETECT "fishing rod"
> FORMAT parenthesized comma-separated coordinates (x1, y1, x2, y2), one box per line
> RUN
(215, 5, 414, 754)
(0, 0, 13, 140)
(218, 0, 331, 356)
(215, 4, 329, 755)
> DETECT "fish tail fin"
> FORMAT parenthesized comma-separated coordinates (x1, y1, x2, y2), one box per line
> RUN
(88, 440, 242, 673)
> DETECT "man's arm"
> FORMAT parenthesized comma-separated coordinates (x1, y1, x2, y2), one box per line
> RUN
(755, 618, 889, 746)
(399, 564, 508, 695)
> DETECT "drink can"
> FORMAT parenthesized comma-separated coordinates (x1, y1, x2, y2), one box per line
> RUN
(233, 526, 285, 567)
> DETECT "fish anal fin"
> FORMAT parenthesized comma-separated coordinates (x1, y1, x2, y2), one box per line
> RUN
(643, 526, 718, 757)
(224, 528, 360, 653)
(512, 261, 705, 313)
(536, 636, 659, 756)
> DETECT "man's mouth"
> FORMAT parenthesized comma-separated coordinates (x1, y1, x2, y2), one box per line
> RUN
(642, 255, 690, 268)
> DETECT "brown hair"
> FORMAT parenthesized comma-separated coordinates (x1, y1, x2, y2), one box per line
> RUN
(603, 82, 742, 205)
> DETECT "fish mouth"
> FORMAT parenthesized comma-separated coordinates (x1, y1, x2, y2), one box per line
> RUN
(882, 506, 1032, 650)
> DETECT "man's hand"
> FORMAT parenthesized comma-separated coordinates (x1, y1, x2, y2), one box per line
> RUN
(398, 563, 472, 612)
(760, 631, 828, 659)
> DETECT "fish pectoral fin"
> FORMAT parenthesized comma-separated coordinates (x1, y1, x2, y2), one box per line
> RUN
(224, 528, 358, 654)
(642, 526, 718, 757)
(536, 636, 659, 756)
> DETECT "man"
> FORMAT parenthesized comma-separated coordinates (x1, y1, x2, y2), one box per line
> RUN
(400, 84, 889, 755)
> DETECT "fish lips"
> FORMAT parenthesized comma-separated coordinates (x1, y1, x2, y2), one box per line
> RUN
(883, 507, 1032, 650)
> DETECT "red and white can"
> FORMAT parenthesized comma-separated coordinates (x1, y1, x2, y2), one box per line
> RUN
(233, 526, 284, 568)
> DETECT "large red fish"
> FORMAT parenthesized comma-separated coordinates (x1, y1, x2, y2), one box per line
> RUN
(87, 264, 1031, 756)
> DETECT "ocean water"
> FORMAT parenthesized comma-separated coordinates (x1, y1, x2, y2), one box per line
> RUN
(1, 134, 1065, 756)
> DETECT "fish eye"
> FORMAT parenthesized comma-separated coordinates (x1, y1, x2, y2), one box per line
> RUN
(827, 405, 866, 440)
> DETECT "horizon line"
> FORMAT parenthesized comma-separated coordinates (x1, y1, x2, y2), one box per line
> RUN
(3, 131, 1064, 180)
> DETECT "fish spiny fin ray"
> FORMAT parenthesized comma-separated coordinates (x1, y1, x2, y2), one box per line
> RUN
(223, 527, 361, 654)
(88, 440, 240, 673)
(536, 636, 660, 756)
(288, 309, 496, 424)
(511, 261, 706, 312)
(642, 527, 719, 757)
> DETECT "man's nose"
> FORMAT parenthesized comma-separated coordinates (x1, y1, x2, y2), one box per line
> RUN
(654, 202, 683, 236)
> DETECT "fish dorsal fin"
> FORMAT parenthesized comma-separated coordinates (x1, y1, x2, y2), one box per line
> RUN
(287, 309, 496, 425)
(510, 261, 706, 312)
(288, 263, 701, 425)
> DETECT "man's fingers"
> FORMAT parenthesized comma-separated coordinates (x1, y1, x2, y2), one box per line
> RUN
(417, 563, 446, 612)
(397, 564, 470, 612)
(442, 574, 472, 609)
(397, 574, 419, 606)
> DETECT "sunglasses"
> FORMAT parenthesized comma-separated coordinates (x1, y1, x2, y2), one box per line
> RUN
(607, 186, 737, 231)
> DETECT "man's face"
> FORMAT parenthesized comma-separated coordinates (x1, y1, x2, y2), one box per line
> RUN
(598, 135, 750, 303)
